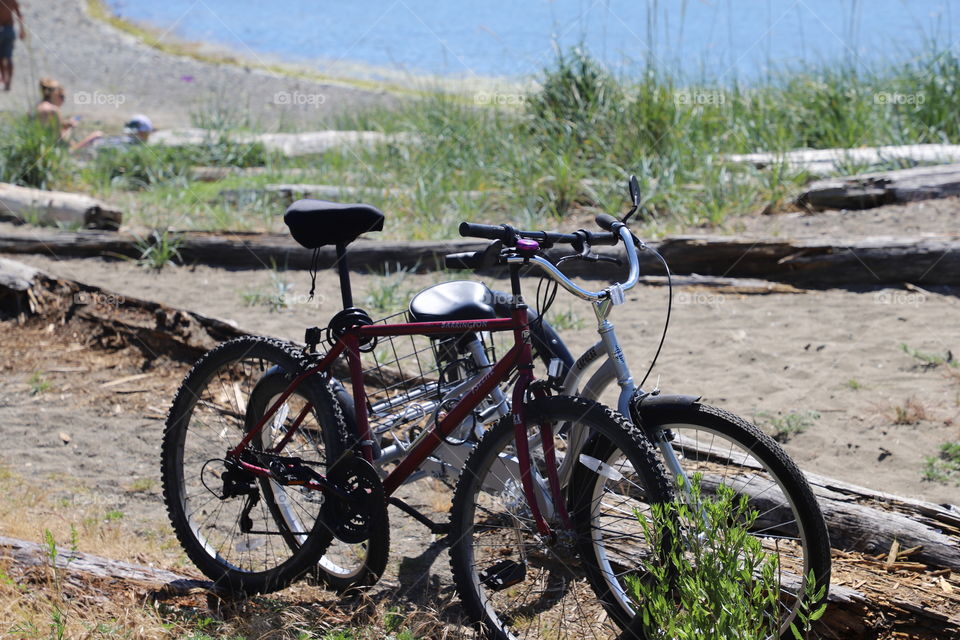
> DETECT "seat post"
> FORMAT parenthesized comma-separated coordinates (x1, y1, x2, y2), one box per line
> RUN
(335, 243, 353, 309)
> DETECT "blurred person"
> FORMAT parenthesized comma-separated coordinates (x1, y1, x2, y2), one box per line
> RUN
(88, 114, 154, 151)
(35, 78, 103, 150)
(0, 0, 25, 90)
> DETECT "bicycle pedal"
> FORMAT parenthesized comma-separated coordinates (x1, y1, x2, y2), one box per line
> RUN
(479, 559, 526, 591)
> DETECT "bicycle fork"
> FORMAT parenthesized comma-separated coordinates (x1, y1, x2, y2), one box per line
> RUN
(589, 296, 695, 493)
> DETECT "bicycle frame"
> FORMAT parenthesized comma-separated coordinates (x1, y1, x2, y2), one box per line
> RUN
(561, 338, 692, 485)
(226, 300, 569, 537)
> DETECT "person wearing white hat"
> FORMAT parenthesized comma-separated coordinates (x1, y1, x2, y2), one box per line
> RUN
(124, 114, 153, 142)
(87, 113, 155, 151)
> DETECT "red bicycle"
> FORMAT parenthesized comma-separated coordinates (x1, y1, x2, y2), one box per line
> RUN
(161, 200, 674, 640)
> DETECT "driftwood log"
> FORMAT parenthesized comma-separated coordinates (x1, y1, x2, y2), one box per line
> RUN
(0, 183, 122, 230)
(0, 535, 223, 599)
(0, 257, 245, 362)
(1, 225, 959, 287)
(798, 163, 960, 210)
(219, 183, 486, 207)
(150, 129, 418, 157)
(190, 166, 309, 182)
(726, 144, 960, 176)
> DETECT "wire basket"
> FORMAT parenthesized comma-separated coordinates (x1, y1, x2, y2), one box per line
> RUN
(344, 310, 501, 444)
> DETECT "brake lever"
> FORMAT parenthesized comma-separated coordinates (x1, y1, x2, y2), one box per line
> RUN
(555, 253, 623, 266)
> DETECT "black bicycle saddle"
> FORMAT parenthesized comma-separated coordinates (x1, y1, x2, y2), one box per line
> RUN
(407, 281, 498, 322)
(284, 199, 385, 249)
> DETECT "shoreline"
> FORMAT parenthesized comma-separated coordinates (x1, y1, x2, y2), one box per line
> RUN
(0, 0, 416, 131)
(85, 0, 531, 104)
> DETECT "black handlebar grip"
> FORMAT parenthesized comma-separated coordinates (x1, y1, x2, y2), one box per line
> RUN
(459, 222, 507, 241)
(583, 231, 619, 246)
(444, 251, 484, 270)
(595, 213, 621, 232)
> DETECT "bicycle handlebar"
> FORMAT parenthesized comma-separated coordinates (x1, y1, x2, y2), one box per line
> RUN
(507, 226, 641, 301)
(458, 222, 618, 247)
(454, 217, 643, 302)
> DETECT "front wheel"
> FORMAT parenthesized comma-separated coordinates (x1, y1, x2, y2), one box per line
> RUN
(449, 395, 674, 640)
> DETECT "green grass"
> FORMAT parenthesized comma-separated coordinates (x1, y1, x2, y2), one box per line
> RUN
(240, 269, 296, 312)
(922, 441, 960, 484)
(3, 45, 960, 239)
(27, 372, 52, 395)
(0, 116, 70, 190)
(133, 229, 183, 270)
(753, 410, 820, 443)
(364, 264, 416, 314)
(548, 308, 585, 331)
(901, 343, 959, 369)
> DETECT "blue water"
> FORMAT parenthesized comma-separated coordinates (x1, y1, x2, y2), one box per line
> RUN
(107, 0, 955, 81)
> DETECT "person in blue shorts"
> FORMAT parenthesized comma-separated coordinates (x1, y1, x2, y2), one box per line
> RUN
(0, 0, 25, 91)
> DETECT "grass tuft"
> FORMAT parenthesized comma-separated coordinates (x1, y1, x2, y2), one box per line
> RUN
(753, 410, 820, 443)
(922, 441, 960, 485)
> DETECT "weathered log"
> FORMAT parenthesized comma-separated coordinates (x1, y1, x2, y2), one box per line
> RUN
(0, 183, 122, 230)
(2, 225, 959, 286)
(655, 234, 960, 286)
(0, 534, 224, 598)
(798, 163, 960, 210)
(805, 472, 960, 569)
(190, 166, 312, 182)
(725, 144, 960, 176)
(0, 256, 245, 361)
(696, 468, 960, 571)
(676, 430, 960, 570)
(219, 183, 486, 207)
(150, 129, 419, 157)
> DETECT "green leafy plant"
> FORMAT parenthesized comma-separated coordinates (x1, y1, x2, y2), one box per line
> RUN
(49, 605, 66, 640)
(922, 441, 960, 484)
(629, 477, 826, 640)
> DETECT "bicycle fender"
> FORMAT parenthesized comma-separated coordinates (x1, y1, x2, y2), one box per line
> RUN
(630, 393, 701, 419)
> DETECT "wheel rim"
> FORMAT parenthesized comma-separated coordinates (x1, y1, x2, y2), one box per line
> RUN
(176, 352, 327, 576)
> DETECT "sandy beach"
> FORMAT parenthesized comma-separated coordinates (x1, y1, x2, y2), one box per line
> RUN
(0, 0, 955, 514)
(0, 0, 399, 130)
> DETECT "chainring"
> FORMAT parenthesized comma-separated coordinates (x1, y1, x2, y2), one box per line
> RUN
(322, 455, 386, 544)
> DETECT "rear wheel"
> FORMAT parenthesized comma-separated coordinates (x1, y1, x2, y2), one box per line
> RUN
(161, 337, 341, 594)
(449, 395, 674, 640)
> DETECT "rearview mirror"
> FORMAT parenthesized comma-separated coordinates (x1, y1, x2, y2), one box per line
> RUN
(629, 175, 640, 207)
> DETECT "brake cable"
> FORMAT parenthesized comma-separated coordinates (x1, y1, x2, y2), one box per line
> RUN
(637, 242, 673, 391)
